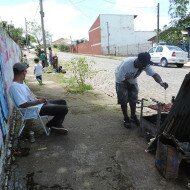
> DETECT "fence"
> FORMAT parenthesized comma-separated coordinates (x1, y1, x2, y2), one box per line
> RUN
(102, 43, 153, 56)
(0, 27, 21, 187)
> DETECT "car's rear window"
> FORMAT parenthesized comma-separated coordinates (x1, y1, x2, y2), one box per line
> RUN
(166, 46, 183, 51)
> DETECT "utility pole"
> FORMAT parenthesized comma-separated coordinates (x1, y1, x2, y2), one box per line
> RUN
(157, 3, 160, 44)
(106, 22, 110, 55)
(25, 18, 29, 52)
(39, 0, 47, 65)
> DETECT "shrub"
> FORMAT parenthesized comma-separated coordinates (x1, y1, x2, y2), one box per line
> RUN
(58, 44, 70, 52)
(66, 57, 95, 92)
(53, 44, 58, 49)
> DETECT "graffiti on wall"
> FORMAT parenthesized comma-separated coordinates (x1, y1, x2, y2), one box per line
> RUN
(0, 28, 20, 152)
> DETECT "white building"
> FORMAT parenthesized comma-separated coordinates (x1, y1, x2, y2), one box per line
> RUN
(77, 14, 156, 56)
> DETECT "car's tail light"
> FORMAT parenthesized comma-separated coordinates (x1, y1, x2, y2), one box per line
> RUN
(172, 52, 176, 57)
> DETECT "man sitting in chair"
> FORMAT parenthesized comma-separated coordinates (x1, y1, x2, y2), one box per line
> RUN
(9, 62, 68, 135)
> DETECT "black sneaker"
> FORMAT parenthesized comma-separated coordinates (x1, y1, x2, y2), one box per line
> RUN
(130, 115, 140, 126)
(51, 127, 68, 135)
(123, 118, 131, 129)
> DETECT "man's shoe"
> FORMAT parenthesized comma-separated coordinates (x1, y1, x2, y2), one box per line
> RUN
(123, 118, 131, 129)
(130, 115, 140, 126)
(51, 127, 68, 135)
(46, 122, 54, 128)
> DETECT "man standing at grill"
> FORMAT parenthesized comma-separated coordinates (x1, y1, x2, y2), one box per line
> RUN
(115, 52, 168, 128)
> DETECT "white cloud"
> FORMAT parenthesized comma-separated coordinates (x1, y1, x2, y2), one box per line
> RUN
(0, 0, 89, 41)
(113, 0, 170, 31)
(0, 0, 170, 41)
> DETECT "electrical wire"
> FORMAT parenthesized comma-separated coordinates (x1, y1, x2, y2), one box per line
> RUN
(33, 4, 40, 21)
(103, 0, 156, 9)
(68, 0, 92, 20)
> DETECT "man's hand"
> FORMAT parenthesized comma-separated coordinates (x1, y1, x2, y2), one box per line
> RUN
(38, 98, 47, 104)
(36, 97, 47, 102)
(160, 82, 168, 89)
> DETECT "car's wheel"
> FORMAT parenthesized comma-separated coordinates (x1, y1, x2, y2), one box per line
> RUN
(160, 58, 168, 67)
(176, 64, 184, 68)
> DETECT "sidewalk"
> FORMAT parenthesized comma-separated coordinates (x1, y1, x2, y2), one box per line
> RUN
(185, 61, 190, 67)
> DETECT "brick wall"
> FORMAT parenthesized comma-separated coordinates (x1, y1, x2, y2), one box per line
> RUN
(76, 16, 102, 55)
(77, 41, 92, 54)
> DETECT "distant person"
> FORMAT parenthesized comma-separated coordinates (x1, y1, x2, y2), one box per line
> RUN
(48, 47, 53, 66)
(22, 54, 29, 67)
(9, 62, 69, 135)
(40, 50, 47, 68)
(52, 54, 58, 70)
(115, 52, 168, 129)
(34, 58, 43, 85)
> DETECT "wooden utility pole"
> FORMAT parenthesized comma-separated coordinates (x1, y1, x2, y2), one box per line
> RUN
(25, 18, 29, 51)
(157, 3, 160, 44)
(39, 0, 47, 65)
(106, 22, 110, 55)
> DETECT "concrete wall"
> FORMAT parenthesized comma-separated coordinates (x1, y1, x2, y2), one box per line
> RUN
(100, 14, 135, 49)
(100, 14, 155, 55)
(76, 14, 155, 56)
(134, 31, 156, 44)
(0, 27, 21, 188)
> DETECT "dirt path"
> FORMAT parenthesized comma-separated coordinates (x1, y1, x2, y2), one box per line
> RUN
(9, 56, 189, 190)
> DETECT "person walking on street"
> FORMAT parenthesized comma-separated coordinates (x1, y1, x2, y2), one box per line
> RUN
(9, 62, 69, 135)
(48, 47, 53, 66)
(115, 52, 168, 129)
(22, 54, 29, 67)
(34, 58, 43, 85)
(40, 50, 47, 68)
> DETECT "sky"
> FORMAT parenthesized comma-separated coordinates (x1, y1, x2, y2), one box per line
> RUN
(0, 0, 171, 41)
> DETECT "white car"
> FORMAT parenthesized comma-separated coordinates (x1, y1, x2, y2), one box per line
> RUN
(148, 45, 188, 68)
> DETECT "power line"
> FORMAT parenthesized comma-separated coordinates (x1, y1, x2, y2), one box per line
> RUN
(75, 0, 88, 4)
(68, 0, 91, 20)
(33, 4, 40, 20)
(103, 0, 156, 9)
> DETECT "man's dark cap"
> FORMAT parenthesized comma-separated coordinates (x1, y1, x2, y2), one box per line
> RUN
(138, 52, 153, 66)
(13, 62, 28, 71)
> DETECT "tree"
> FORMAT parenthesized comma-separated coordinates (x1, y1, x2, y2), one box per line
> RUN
(159, 15, 190, 46)
(27, 21, 52, 46)
(169, 0, 189, 22)
(0, 21, 26, 47)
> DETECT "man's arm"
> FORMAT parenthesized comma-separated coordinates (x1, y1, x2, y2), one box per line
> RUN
(19, 98, 47, 108)
(152, 73, 168, 89)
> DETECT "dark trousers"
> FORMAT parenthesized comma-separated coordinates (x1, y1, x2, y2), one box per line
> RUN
(42, 60, 46, 68)
(39, 99, 68, 127)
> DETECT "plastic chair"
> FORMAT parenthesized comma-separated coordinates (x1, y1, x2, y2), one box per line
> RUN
(9, 94, 50, 137)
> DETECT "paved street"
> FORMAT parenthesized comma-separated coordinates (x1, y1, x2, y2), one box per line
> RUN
(58, 52, 190, 103)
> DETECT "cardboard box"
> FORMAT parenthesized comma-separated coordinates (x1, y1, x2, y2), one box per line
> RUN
(155, 139, 181, 179)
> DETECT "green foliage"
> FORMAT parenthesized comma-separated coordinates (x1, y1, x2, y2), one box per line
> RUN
(65, 57, 95, 92)
(169, 0, 189, 22)
(0, 21, 26, 47)
(61, 76, 93, 93)
(159, 15, 190, 45)
(75, 38, 87, 44)
(53, 44, 58, 49)
(27, 21, 52, 46)
(34, 45, 43, 57)
(58, 44, 70, 52)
